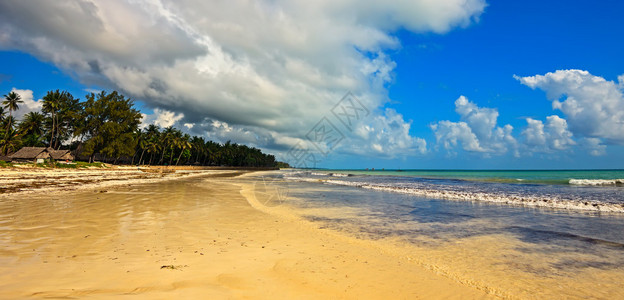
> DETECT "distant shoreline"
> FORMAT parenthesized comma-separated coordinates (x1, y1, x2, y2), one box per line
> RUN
(0, 164, 278, 197)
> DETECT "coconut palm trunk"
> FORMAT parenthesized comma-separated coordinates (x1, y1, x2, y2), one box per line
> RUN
(49, 111, 56, 147)
(169, 147, 175, 165)
(138, 148, 146, 165)
(176, 147, 186, 166)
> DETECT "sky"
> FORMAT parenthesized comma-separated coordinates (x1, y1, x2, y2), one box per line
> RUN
(1, 0, 624, 169)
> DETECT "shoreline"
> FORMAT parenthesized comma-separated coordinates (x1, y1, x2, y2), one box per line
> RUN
(284, 171, 624, 213)
(253, 171, 624, 299)
(0, 164, 275, 197)
(235, 173, 510, 298)
(0, 169, 495, 299)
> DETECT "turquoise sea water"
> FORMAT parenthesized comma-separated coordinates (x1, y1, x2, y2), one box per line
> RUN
(324, 169, 624, 185)
(286, 169, 624, 212)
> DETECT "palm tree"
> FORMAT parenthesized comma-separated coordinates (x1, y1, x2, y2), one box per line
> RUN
(42, 90, 62, 147)
(175, 134, 192, 165)
(168, 129, 183, 166)
(130, 129, 143, 165)
(190, 136, 206, 164)
(2, 92, 22, 117)
(2, 91, 23, 135)
(1, 116, 16, 133)
(0, 127, 21, 155)
(20, 133, 44, 147)
(41, 90, 80, 149)
(146, 141, 160, 165)
(19, 112, 45, 136)
(18, 112, 45, 147)
(159, 126, 175, 164)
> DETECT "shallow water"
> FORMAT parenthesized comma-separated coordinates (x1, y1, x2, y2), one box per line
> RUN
(289, 170, 624, 212)
(259, 170, 624, 298)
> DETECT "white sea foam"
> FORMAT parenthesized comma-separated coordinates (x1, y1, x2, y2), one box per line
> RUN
(569, 179, 624, 186)
(284, 177, 624, 213)
(330, 173, 349, 177)
(310, 172, 328, 176)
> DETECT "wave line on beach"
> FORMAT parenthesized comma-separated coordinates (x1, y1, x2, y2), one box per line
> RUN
(285, 177, 624, 213)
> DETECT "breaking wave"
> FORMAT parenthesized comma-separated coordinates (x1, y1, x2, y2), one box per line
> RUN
(569, 179, 624, 186)
(284, 177, 624, 213)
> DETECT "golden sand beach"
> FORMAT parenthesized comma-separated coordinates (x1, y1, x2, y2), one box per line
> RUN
(0, 169, 494, 299)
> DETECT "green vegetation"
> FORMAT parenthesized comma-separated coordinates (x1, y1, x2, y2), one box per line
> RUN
(1, 90, 289, 168)
(0, 160, 12, 168)
(53, 162, 78, 169)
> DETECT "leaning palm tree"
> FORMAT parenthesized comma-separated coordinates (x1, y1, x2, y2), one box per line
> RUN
(2, 91, 23, 135)
(1, 115, 16, 133)
(175, 134, 192, 165)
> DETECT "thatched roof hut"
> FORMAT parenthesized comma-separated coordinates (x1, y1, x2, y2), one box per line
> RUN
(48, 149, 74, 161)
(10, 147, 74, 163)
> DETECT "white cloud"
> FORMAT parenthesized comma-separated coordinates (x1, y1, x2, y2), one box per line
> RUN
(0, 0, 485, 157)
(431, 92, 607, 157)
(579, 137, 606, 156)
(140, 108, 184, 128)
(521, 115, 575, 153)
(431, 96, 517, 156)
(6, 88, 42, 121)
(431, 120, 485, 154)
(350, 108, 426, 158)
(515, 69, 624, 144)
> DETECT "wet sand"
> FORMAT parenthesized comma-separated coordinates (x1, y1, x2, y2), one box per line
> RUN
(260, 174, 624, 299)
(0, 171, 494, 299)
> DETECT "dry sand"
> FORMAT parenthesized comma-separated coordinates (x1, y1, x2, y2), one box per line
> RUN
(0, 170, 494, 299)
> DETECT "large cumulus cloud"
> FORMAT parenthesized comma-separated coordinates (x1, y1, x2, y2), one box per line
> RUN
(515, 69, 624, 145)
(431, 96, 517, 156)
(430, 93, 605, 157)
(0, 0, 486, 158)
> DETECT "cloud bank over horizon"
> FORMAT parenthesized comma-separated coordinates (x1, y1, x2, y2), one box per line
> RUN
(2, 1, 622, 165)
(0, 0, 485, 160)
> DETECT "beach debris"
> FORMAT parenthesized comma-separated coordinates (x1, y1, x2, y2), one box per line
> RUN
(160, 264, 188, 270)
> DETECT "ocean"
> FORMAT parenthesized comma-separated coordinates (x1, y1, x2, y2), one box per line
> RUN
(289, 169, 624, 212)
(249, 169, 624, 298)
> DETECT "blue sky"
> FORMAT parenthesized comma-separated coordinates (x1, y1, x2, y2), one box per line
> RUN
(1, 0, 623, 169)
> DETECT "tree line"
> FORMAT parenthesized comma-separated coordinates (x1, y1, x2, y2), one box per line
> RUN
(1, 90, 287, 167)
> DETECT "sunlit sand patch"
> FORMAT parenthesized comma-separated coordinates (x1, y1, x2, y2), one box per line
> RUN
(0, 173, 493, 299)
